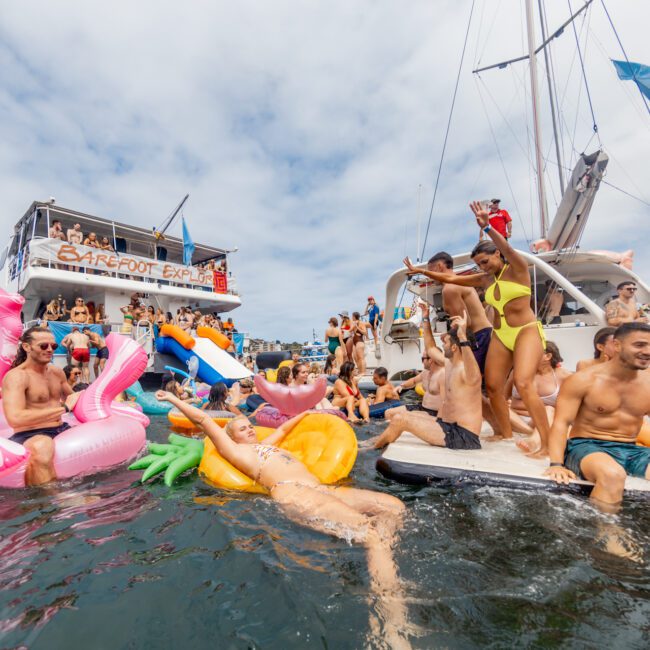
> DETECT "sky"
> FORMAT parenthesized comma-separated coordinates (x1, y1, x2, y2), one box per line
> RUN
(1, 0, 648, 342)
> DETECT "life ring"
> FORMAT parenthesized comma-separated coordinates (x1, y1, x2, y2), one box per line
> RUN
(168, 408, 235, 432)
(199, 413, 358, 493)
(0, 333, 149, 488)
(414, 383, 425, 397)
(637, 421, 650, 447)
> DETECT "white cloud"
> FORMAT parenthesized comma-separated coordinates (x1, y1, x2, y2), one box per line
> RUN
(1, 0, 648, 341)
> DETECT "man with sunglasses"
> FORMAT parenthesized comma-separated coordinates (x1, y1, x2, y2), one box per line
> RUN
(392, 302, 445, 416)
(365, 311, 483, 451)
(3, 326, 81, 486)
(606, 282, 647, 327)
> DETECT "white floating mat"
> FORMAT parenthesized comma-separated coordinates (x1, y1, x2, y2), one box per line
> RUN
(377, 432, 650, 495)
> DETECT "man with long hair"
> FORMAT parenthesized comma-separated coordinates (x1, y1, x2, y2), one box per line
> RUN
(2, 326, 80, 485)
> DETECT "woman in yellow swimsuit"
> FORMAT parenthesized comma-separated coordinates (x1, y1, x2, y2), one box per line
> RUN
(403, 200, 550, 456)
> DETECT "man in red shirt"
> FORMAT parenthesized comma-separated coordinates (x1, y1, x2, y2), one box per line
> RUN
(486, 199, 512, 239)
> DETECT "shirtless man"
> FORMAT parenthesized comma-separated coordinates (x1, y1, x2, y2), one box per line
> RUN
(404, 251, 493, 374)
(366, 311, 483, 450)
(2, 327, 80, 485)
(546, 322, 650, 508)
(83, 327, 108, 378)
(154, 392, 410, 647)
(67, 223, 83, 245)
(605, 281, 647, 327)
(64, 327, 91, 382)
(48, 219, 66, 241)
(391, 302, 445, 416)
(68, 297, 90, 324)
(371, 367, 401, 405)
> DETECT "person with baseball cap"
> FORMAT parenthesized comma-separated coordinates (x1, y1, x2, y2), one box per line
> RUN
(364, 296, 381, 345)
(484, 199, 512, 240)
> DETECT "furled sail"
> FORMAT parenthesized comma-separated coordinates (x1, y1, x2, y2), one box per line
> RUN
(545, 150, 609, 251)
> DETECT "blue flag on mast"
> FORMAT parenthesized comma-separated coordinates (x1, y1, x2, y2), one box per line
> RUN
(182, 217, 195, 266)
(612, 59, 650, 101)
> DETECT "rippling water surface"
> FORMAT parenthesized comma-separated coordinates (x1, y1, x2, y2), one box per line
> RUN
(1, 416, 648, 649)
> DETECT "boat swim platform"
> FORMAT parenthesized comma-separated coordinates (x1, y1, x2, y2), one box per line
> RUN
(376, 433, 650, 496)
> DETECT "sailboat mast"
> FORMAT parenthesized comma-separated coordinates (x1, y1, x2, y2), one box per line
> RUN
(525, 0, 549, 238)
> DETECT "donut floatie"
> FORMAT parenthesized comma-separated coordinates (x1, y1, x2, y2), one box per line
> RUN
(199, 413, 357, 493)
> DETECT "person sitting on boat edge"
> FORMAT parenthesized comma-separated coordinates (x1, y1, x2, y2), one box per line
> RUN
(545, 322, 650, 507)
(364, 296, 381, 345)
(392, 306, 445, 417)
(364, 311, 482, 451)
(370, 367, 400, 408)
(605, 281, 647, 327)
(576, 327, 617, 372)
(2, 327, 81, 486)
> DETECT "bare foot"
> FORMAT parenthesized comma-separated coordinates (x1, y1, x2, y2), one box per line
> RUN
(515, 431, 541, 454)
(525, 446, 549, 459)
(487, 434, 513, 442)
(596, 522, 644, 563)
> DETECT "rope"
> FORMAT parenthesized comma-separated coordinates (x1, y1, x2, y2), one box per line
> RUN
(419, 0, 476, 261)
(568, 0, 600, 144)
(600, 0, 650, 115)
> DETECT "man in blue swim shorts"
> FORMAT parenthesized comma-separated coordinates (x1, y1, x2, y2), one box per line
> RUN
(546, 322, 650, 508)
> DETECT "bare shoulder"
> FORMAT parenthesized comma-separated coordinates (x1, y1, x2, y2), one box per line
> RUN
(48, 365, 66, 380)
(559, 369, 593, 394)
(2, 366, 28, 388)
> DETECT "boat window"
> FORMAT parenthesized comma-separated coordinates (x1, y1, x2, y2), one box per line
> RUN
(114, 237, 127, 253)
(531, 268, 599, 326)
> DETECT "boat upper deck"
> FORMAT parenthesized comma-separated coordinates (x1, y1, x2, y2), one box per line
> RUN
(1, 201, 240, 301)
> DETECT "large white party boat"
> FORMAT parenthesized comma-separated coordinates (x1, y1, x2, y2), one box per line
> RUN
(0, 200, 244, 376)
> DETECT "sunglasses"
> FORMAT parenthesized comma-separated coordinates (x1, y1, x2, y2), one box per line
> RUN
(422, 356, 430, 361)
(625, 287, 637, 291)
(37, 342, 58, 351)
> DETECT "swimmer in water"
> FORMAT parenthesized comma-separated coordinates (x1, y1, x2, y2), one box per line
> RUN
(155, 390, 411, 649)
(370, 367, 400, 406)
(546, 323, 650, 558)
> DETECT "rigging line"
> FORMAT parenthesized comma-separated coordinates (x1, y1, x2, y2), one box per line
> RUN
(568, 0, 600, 143)
(419, 0, 476, 261)
(600, 0, 650, 116)
(475, 0, 502, 68)
(475, 79, 531, 244)
(551, 159, 650, 207)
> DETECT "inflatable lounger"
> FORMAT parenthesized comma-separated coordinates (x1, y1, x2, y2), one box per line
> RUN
(377, 433, 650, 496)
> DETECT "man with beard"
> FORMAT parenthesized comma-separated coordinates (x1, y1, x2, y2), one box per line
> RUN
(546, 322, 650, 506)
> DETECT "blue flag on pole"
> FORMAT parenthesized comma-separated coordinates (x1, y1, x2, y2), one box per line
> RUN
(612, 59, 650, 101)
(182, 217, 195, 266)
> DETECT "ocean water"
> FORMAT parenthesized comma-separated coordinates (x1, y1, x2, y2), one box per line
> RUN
(0, 416, 648, 649)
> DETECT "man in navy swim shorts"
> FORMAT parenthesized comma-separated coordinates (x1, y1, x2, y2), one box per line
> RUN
(546, 322, 650, 507)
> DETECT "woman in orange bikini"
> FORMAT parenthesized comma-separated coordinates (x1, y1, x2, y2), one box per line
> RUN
(332, 361, 369, 423)
(404, 200, 550, 456)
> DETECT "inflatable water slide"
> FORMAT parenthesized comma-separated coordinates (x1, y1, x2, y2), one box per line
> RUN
(156, 325, 252, 387)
